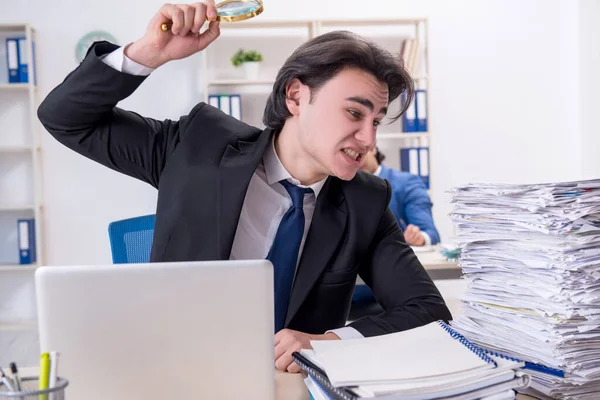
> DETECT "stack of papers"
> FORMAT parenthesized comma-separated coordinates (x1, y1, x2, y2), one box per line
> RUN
(294, 321, 529, 400)
(447, 179, 600, 399)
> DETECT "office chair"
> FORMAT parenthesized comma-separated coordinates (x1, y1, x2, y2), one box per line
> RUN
(107, 214, 156, 264)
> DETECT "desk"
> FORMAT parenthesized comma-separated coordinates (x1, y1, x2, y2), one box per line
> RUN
(356, 248, 460, 287)
(7, 368, 539, 399)
(415, 249, 459, 271)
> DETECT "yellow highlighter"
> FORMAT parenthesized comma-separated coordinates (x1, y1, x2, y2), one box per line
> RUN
(38, 352, 50, 400)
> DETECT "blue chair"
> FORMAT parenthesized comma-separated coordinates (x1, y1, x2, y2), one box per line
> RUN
(107, 214, 156, 264)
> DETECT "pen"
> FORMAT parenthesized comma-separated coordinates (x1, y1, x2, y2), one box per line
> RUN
(38, 352, 50, 400)
(48, 352, 59, 400)
(9, 363, 22, 392)
(0, 369, 15, 392)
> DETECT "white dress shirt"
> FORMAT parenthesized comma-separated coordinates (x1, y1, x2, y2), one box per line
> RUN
(374, 164, 431, 246)
(100, 44, 364, 340)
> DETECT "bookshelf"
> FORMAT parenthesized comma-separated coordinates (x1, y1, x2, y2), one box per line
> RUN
(0, 24, 42, 366)
(201, 18, 431, 187)
(0, 23, 43, 268)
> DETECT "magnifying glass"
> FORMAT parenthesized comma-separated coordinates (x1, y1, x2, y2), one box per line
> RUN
(160, 0, 264, 32)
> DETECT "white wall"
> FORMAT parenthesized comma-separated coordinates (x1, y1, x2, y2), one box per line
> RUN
(579, 0, 600, 180)
(0, 0, 585, 265)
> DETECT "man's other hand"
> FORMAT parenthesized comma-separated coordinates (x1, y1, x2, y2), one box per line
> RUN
(404, 224, 425, 246)
(274, 329, 340, 373)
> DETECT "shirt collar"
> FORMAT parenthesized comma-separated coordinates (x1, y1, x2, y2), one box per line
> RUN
(263, 135, 327, 198)
(374, 165, 382, 176)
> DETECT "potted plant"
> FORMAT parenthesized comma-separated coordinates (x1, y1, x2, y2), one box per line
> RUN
(231, 49, 263, 80)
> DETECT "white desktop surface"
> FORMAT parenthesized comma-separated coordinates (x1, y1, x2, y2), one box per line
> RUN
(7, 367, 538, 400)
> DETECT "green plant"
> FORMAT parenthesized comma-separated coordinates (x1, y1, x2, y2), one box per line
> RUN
(231, 49, 263, 67)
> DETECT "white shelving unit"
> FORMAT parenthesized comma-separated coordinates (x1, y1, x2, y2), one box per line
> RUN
(0, 23, 44, 267)
(0, 24, 43, 366)
(200, 18, 431, 183)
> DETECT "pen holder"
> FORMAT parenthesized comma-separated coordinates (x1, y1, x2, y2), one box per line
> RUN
(0, 376, 68, 399)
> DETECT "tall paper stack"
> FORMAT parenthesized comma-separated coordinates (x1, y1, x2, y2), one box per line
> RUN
(448, 179, 600, 399)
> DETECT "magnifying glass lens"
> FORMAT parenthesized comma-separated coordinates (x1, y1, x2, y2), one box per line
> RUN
(160, 0, 263, 31)
(217, 1, 261, 16)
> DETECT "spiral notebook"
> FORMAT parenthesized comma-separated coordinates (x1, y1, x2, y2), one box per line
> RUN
(292, 320, 529, 400)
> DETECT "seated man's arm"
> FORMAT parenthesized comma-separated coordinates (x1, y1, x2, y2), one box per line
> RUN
(349, 206, 452, 337)
(403, 175, 441, 245)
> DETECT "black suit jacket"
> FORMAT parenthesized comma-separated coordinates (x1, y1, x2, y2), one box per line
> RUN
(37, 41, 452, 337)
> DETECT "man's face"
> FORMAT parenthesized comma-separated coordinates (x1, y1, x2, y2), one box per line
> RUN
(295, 68, 389, 181)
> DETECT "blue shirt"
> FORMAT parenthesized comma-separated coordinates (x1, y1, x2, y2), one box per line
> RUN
(376, 164, 440, 245)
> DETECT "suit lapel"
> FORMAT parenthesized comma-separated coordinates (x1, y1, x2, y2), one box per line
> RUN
(285, 178, 348, 326)
(217, 129, 274, 259)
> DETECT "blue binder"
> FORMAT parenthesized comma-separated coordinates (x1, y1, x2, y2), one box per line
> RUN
(17, 218, 36, 264)
(208, 95, 219, 108)
(419, 147, 430, 189)
(6, 38, 20, 83)
(17, 37, 36, 84)
(230, 94, 242, 121)
(483, 349, 565, 378)
(400, 147, 430, 189)
(208, 94, 242, 121)
(400, 147, 419, 175)
(416, 89, 428, 132)
(401, 92, 418, 132)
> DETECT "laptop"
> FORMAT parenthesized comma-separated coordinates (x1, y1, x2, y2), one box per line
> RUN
(35, 260, 275, 400)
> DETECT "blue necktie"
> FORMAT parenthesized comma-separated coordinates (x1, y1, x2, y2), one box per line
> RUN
(267, 180, 312, 332)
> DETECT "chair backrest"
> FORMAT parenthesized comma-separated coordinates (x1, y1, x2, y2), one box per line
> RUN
(107, 214, 156, 264)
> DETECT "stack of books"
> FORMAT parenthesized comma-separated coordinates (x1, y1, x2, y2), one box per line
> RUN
(448, 179, 600, 399)
(294, 321, 529, 399)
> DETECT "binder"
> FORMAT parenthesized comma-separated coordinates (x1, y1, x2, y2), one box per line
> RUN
(482, 350, 565, 379)
(218, 94, 231, 115)
(400, 147, 430, 189)
(18, 218, 36, 265)
(399, 147, 419, 175)
(419, 147, 430, 189)
(208, 94, 220, 108)
(230, 94, 242, 120)
(293, 321, 530, 400)
(207, 94, 242, 120)
(401, 92, 417, 132)
(415, 89, 427, 132)
(17, 37, 36, 84)
(6, 38, 20, 83)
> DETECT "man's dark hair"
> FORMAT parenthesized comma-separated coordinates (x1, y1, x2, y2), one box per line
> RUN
(263, 30, 415, 132)
(375, 147, 386, 165)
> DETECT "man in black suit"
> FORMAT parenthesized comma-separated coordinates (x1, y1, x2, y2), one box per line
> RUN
(37, 1, 451, 373)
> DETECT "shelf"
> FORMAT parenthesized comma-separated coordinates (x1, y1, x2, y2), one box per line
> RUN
(0, 320, 37, 331)
(0, 264, 38, 272)
(219, 20, 313, 30)
(376, 132, 429, 140)
(319, 18, 426, 27)
(0, 146, 36, 153)
(0, 204, 36, 211)
(0, 24, 33, 32)
(208, 79, 275, 86)
(0, 83, 36, 91)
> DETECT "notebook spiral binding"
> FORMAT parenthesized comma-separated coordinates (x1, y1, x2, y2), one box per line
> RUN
(437, 321, 498, 368)
(440, 321, 565, 378)
(293, 352, 355, 400)
(312, 376, 338, 400)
